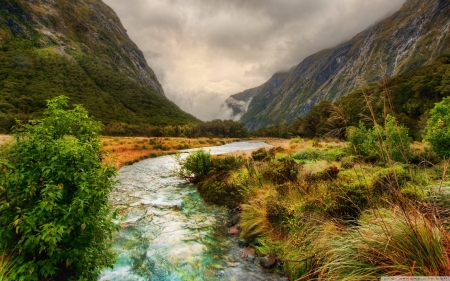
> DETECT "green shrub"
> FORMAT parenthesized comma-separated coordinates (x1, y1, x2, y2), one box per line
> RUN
(292, 149, 321, 161)
(424, 97, 450, 157)
(152, 143, 163, 150)
(410, 148, 441, 166)
(340, 156, 356, 169)
(175, 149, 212, 183)
(324, 183, 368, 220)
(197, 180, 242, 208)
(0, 96, 117, 280)
(251, 148, 275, 162)
(348, 115, 412, 163)
(262, 158, 301, 184)
(211, 155, 245, 173)
(290, 137, 303, 144)
(371, 165, 410, 193)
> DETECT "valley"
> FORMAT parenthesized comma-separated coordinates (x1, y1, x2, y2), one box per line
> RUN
(1, 0, 450, 280)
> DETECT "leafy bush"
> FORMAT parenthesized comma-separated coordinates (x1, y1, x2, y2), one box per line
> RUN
(0, 96, 117, 280)
(424, 97, 450, 157)
(211, 155, 245, 173)
(371, 165, 410, 193)
(410, 148, 441, 166)
(348, 115, 412, 163)
(175, 149, 212, 183)
(262, 158, 301, 184)
(197, 180, 243, 208)
(177, 154, 246, 207)
(251, 148, 275, 162)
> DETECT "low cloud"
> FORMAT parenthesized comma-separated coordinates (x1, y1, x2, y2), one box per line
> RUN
(103, 0, 406, 120)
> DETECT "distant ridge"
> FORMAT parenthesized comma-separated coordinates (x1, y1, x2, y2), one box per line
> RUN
(224, 0, 450, 130)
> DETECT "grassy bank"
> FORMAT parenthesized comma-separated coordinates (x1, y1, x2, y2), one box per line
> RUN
(177, 134, 450, 280)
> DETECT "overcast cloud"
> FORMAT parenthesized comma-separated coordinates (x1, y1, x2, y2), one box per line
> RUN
(103, 0, 406, 121)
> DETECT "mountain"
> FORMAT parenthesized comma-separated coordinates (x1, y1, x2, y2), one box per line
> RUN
(225, 0, 450, 130)
(0, 0, 198, 132)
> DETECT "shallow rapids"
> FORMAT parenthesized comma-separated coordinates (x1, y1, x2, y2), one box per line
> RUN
(99, 141, 287, 281)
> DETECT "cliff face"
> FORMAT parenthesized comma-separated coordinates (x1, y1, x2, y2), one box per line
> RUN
(0, 0, 198, 130)
(9, 0, 165, 94)
(226, 0, 450, 130)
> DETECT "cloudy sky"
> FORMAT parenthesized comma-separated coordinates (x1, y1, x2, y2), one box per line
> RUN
(103, 0, 406, 121)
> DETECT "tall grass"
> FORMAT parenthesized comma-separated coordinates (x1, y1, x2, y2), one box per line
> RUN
(0, 250, 17, 281)
(318, 208, 450, 280)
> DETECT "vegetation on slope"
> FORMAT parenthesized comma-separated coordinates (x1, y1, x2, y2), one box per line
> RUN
(236, 0, 450, 130)
(0, 0, 198, 133)
(253, 53, 450, 140)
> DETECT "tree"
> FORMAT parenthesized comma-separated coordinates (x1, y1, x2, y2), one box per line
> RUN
(0, 96, 118, 280)
(425, 97, 450, 157)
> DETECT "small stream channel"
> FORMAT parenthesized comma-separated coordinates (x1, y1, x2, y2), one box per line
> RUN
(99, 141, 288, 281)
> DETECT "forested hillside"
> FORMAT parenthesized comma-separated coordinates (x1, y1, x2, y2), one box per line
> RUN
(253, 53, 450, 140)
(0, 0, 199, 133)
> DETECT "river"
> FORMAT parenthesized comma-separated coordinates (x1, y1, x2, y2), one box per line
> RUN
(99, 141, 288, 281)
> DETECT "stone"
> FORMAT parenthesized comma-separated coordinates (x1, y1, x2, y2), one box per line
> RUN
(259, 255, 277, 269)
(227, 226, 239, 235)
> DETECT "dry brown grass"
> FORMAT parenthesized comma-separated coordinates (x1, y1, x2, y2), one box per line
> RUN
(102, 137, 239, 168)
(265, 138, 346, 156)
(0, 135, 12, 146)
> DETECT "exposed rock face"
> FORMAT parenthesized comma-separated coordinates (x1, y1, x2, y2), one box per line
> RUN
(225, 0, 450, 130)
(14, 0, 164, 95)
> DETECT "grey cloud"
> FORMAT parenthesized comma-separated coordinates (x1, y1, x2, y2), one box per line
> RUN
(103, 0, 406, 121)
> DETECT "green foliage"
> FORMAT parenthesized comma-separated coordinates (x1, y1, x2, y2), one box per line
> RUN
(197, 180, 243, 208)
(251, 148, 275, 162)
(0, 0, 199, 134)
(252, 53, 450, 139)
(210, 155, 245, 173)
(371, 165, 410, 193)
(262, 158, 301, 184)
(292, 148, 346, 162)
(175, 149, 212, 183)
(348, 115, 412, 163)
(424, 97, 450, 157)
(178, 154, 246, 207)
(0, 96, 118, 280)
(101, 119, 248, 138)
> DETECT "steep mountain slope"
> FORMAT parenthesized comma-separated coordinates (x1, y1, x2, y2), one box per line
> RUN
(0, 0, 198, 132)
(226, 0, 450, 130)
